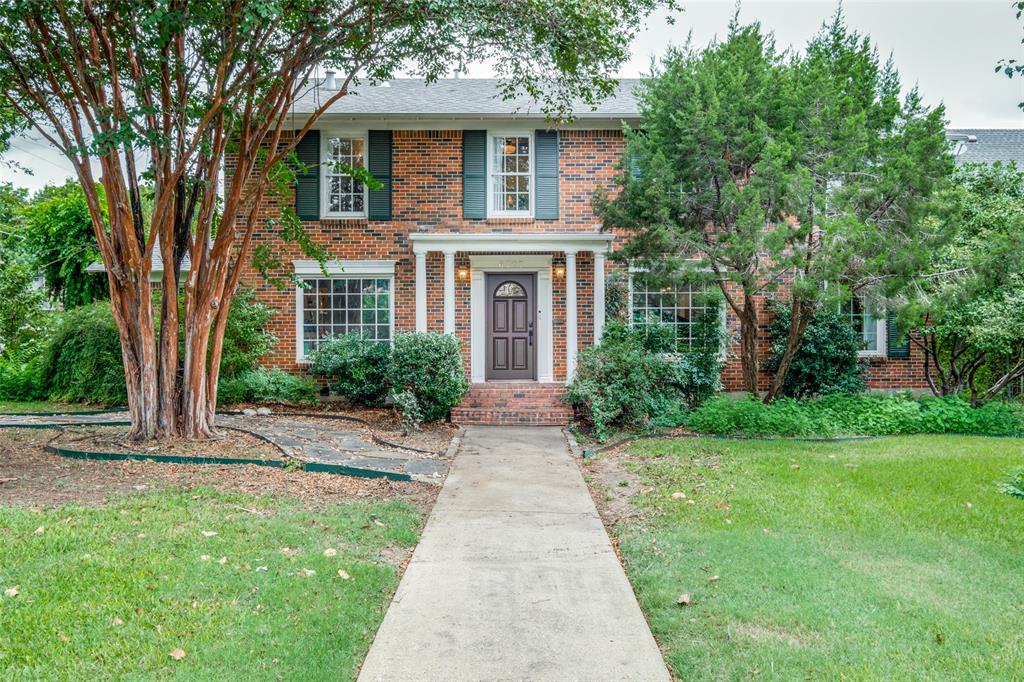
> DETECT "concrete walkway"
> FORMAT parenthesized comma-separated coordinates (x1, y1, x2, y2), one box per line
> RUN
(358, 426, 670, 682)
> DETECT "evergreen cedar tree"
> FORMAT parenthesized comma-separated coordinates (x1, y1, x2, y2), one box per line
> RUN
(595, 11, 953, 401)
(0, 0, 668, 440)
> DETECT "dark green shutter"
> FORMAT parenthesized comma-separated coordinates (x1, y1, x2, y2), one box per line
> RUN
(463, 130, 486, 219)
(534, 130, 560, 219)
(294, 129, 320, 221)
(367, 130, 392, 220)
(628, 151, 641, 180)
(886, 312, 910, 358)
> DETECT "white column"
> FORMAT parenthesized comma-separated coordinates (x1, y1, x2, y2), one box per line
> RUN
(443, 251, 456, 334)
(415, 250, 427, 333)
(565, 250, 578, 381)
(593, 250, 606, 345)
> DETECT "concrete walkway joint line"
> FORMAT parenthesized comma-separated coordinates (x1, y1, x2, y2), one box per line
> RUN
(358, 426, 670, 682)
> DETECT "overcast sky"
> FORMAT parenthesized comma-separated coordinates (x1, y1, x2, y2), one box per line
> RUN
(4, 0, 1021, 193)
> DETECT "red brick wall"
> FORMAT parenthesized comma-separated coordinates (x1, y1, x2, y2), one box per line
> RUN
(237, 126, 927, 392)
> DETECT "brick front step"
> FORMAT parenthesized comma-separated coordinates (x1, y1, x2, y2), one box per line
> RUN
(452, 382, 573, 426)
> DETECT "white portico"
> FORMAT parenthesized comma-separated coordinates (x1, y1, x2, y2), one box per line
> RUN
(409, 232, 612, 383)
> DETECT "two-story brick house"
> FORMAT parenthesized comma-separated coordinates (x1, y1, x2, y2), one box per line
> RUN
(241, 77, 930, 424)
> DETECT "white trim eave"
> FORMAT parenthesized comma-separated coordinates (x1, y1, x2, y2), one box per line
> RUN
(285, 113, 640, 128)
(293, 259, 396, 276)
(410, 231, 613, 255)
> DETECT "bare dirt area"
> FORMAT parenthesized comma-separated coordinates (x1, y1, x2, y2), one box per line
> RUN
(50, 424, 283, 460)
(579, 440, 653, 531)
(0, 428, 437, 510)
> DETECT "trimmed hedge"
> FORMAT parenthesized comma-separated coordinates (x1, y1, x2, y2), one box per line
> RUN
(687, 394, 1024, 438)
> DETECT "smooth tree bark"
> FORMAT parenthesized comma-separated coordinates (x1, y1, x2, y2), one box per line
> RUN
(0, 0, 666, 439)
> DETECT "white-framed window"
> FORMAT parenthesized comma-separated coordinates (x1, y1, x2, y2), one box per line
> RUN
(487, 132, 533, 217)
(843, 296, 886, 357)
(294, 260, 395, 361)
(629, 274, 720, 353)
(321, 133, 366, 218)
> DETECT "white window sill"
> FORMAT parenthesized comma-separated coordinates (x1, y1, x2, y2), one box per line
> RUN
(487, 213, 534, 220)
(322, 213, 367, 221)
(858, 350, 885, 359)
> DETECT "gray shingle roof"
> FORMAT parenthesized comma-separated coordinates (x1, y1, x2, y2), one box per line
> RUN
(292, 78, 642, 119)
(948, 129, 1024, 166)
(86, 238, 191, 275)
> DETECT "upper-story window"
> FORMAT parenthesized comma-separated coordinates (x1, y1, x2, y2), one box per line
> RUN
(489, 134, 533, 216)
(843, 295, 886, 356)
(322, 134, 366, 218)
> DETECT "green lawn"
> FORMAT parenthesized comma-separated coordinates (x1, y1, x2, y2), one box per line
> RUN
(0, 400, 113, 414)
(0, 488, 423, 680)
(613, 435, 1024, 680)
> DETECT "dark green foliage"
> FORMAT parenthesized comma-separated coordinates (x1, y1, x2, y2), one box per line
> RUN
(596, 11, 952, 395)
(567, 316, 725, 441)
(767, 301, 865, 398)
(899, 163, 1024, 403)
(1, 292, 285, 405)
(37, 303, 127, 405)
(217, 368, 317, 406)
(0, 341, 47, 401)
(388, 333, 469, 422)
(218, 289, 276, 377)
(21, 182, 108, 308)
(310, 335, 392, 407)
(687, 394, 1024, 438)
(568, 323, 679, 440)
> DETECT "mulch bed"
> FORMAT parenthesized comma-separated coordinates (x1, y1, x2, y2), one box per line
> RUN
(0, 428, 437, 510)
(224, 404, 458, 454)
(49, 424, 284, 461)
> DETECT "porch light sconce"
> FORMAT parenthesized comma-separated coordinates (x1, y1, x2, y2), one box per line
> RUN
(457, 267, 470, 280)
(554, 266, 566, 278)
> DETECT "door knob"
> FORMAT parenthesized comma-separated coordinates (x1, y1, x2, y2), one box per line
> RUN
(528, 321, 534, 347)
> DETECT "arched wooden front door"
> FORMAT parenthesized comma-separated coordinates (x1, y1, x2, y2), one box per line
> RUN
(485, 273, 536, 380)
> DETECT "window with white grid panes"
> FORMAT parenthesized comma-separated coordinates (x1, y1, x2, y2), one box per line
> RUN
(299, 278, 391, 357)
(630, 278, 716, 352)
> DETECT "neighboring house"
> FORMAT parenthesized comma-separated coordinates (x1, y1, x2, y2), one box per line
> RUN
(948, 128, 1024, 166)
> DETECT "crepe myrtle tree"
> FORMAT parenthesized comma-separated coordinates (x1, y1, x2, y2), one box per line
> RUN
(595, 11, 952, 400)
(0, 0, 668, 440)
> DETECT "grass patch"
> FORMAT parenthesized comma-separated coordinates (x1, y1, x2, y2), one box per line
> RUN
(0, 401, 113, 414)
(614, 435, 1024, 679)
(0, 487, 424, 680)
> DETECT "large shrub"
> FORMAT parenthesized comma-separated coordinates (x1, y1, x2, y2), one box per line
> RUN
(567, 315, 725, 441)
(217, 368, 317, 405)
(687, 394, 1024, 438)
(37, 302, 128, 405)
(767, 301, 865, 398)
(17, 290, 287, 406)
(567, 323, 677, 440)
(309, 334, 392, 406)
(388, 333, 469, 422)
(218, 288, 276, 376)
